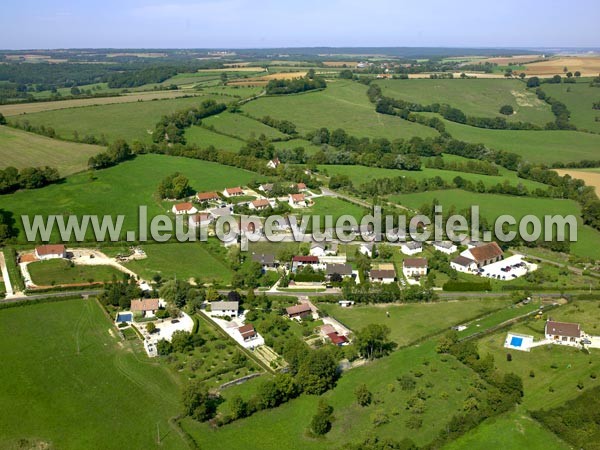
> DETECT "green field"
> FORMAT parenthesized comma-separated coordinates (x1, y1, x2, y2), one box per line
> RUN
(27, 259, 123, 286)
(272, 138, 325, 155)
(202, 113, 288, 140)
(306, 196, 369, 224)
(441, 118, 600, 164)
(13, 96, 215, 143)
(0, 154, 260, 242)
(542, 81, 600, 133)
(124, 242, 234, 285)
(389, 188, 600, 259)
(0, 299, 187, 449)
(445, 410, 570, 450)
(378, 78, 554, 125)
(0, 125, 103, 176)
(319, 298, 510, 346)
(185, 125, 246, 151)
(242, 80, 439, 140)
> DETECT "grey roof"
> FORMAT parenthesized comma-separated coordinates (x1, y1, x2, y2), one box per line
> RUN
(252, 253, 275, 266)
(326, 263, 353, 276)
(211, 301, 239, 311)
(210, 206, 233, 217)
(433, 241, 455, 249)
(404, 241, 422, 250)
(451, 255, 475, 267)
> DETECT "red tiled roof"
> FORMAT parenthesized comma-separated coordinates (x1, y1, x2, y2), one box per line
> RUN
(403, 258, 428, 268)
(238, 323, 256, 339)
(290, 193, 305, 203)
(35, 244, 66, 256)
(252, 199, 270, 208)
(370, 269, 396, 279)
(174, 202, 194, 212)
(292, 255, 319, 263)
(327, 332, 348, 345)
(286, 303, 312, 316)
(468, 242, 503, 263)
(226, 187, 244, 195)
(546, 321, 581, 338)
(130, 298, 160, 312)
(197, 191, 219, 201)
(296, 182, 307, 190)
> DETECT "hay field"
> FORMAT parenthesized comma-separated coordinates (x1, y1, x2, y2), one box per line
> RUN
(523, 57, 600, 76)
(227, 71, 308, 86)
(555, 168, 600, 197)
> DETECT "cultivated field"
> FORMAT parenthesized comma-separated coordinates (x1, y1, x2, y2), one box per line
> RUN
(0, 90, 202, 116)
(11, 95, 216, 143)
(378, 78, 554, 125)
(523, 56, 600, 76)
(0, 126, 103, 175)
(0, 299, 187, 450)
(227, 71, 308, 87)
(242, 80, 439, 140)
(555, 168, 600, 197)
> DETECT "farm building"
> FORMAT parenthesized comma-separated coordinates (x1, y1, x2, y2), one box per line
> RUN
(401, 241, 423, 255)
(223, 187, 244, 198)
(210, 301, 239, 318)
(402, 258, 428, 278)
(460, 242, 503, 268)
(130, 298, 160, 318)
(196, 191, 220, 202)
(172, 202, 197, 215)
(369, 269, 396, 284)
(432, 241, 458, 254)
(545, 320, 582, 346)
(286, 303, 313, 320)
(35, 244, 67, 260)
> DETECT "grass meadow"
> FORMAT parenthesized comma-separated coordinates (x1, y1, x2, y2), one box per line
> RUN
(12, 96, 216, 143)
(28, 259, 123, 286)
(542, 80, 600, 133)
(0, 125, 104, 176)
(378, 78, 554, 125)
(242, 80, 439, 140)
(185, 125, 246, 151)
(0, 299, 187, 450)
(202, 113, 288, 140)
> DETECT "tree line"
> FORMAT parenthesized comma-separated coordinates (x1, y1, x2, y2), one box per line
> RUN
(0, 165, 60, 194)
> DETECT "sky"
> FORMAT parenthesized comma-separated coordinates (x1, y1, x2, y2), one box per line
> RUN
(1, 0, 599, 49)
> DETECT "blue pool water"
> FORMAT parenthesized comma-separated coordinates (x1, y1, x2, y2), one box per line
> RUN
(510, 336, 523, 347)
(116, 313, 132, 323)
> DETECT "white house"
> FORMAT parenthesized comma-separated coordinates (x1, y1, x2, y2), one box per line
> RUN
(432, 241, 458, 254)
(309, 242, 330, 257)
(289, 193, 307, 208)
(210, 301, 239, 318)
(258, 183, 274, 194)
(267, 158, 281, 169)
(291, 256, 324, 272)
(369, 268, 396, 284)
(223, 187, 244, 198)
(545, 320, 582, 346)
(249, 198, 271, 211)
(196, 191, 220, 203)
(35, 244, 67, 260)
(460, 242, 503, 268)
(402, 258, 428, 278)
(358, 242, 375, 258)
(172, 202, 197, 215)
(401, 241, 423, 255)
(450, 255, 478, 273)
(130, 298, 160, 318)
(189, 213, 213, 228)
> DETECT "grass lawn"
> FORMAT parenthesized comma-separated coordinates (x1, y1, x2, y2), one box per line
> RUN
(185, 125, 246, 152)
(182, 340, 486, 449)
(440, 117, 600, 164)
(1, 154, 260, 242)
(305, 196, 369, 224)
(445, 409, 570, 450)
(12, 95, 216, 143)
(27, 259, 123, 286)
(242, 80, 439, 140)
(0, 299, 187, 450)
(542, 81, 600, 133)
(125, 242, 234, 285)
(389, 188, 600, 259)
(0, 125, 104, 176)
(378, 78, 554, 125)
(202, 113, 287, 140)
(319, 298, 510, 347)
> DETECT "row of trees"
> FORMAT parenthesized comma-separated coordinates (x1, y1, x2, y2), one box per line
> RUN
(258, 115, 297, 135)
(0, 165, 60, 194)
(424, 155, 499, 175)
(88, 139, 133, 170)
(265, 74, 326, 95)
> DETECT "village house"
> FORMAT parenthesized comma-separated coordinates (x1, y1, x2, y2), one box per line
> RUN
(401, 241, 423, 255)
(251, 253, 276, 269)
(358, 242, 376, 258)
(196, 191, 220, 202)
(432, 241, 458, 254)
(545, 320, 583, 346)
(460, 242, 503, 268)
(249, 198, 271, 211)
(267, 157, 281, 169)
(295, 182, 307, 191)
(370, 268, 396, 284)
(188, 212, 213, 228)
(172, 202, 197, 215)
(450, 255, 479, 273)
(289, 193, 307, 208)
(238, 323, 258, 342)
(130, 298, 160, 318)
(291, 255, 322, 272)
(402, 258, 428, 278)
(258, 183, 274, 194)
(35, 244, 67, 260)
(327, 332, 349, 346)
(326, 263, 354, 280)
(286, 303, 313, 320)
(210, 301, 239, 318)
(223, 187, 244, 198)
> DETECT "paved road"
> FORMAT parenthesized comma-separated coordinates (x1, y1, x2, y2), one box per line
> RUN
(0, 289, 103, 304)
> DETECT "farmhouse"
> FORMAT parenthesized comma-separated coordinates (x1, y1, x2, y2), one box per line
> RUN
(196, 191, 220, 202)
(251, 252, 276, 269)
(370, 269, 396, 284)
(326, 263, 354, 279)
(223, 187, 244, 198)
(402, 258, 428, 278)
(401, 241, 423, 255)
(250, 198, 271, 210)
(267, 157, 281, 169)
(172, 202, 197, 215)
(35, 244, 67, 260)
(460, 242, 503, 268)
(286, 303, 313, 320)
(432, 241, 457, 254)
(450, 255, 478, 273)
(545, 320, 582, 346)
(289, 193, 307, 208)
(130, 298, 160, 318)
(238, 323, 258, 342)
(189, 213, 212, 228)
(210, 301, 239, 318)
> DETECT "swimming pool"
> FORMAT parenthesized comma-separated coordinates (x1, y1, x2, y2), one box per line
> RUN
(116, 312, 132, 323)
(510, 336, 523, 347)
